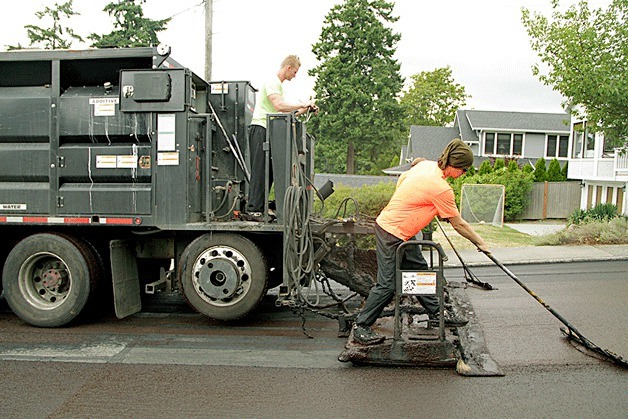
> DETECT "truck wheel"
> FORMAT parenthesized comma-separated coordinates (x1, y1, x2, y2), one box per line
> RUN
(2, 233, 101, 327)
(179, 233, 268, 321)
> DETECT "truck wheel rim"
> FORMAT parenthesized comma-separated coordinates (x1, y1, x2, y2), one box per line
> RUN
(192, 245, 251, 307)
(18, 252, 71, 310)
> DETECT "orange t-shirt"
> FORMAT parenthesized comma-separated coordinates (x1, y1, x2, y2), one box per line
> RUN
(376, 161, 459, 241)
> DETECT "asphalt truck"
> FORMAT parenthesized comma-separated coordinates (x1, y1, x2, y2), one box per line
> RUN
(0, 46, 378, 328)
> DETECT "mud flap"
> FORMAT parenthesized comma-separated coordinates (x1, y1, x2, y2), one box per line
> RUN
(110, 240, 141, 319)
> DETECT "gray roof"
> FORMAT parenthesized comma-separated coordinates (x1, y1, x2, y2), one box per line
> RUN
(464, 110, 570, 133)
(382, 162, 412, 175)
(407, 126, 459, 161)
(455, 109, 479, 142)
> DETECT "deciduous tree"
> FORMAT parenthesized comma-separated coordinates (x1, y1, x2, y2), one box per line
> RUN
(522, 0, 628, 144)
(400, 66, 469, 128)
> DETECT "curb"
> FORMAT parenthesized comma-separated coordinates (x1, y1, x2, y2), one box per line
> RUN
(444, 255, 628, 268)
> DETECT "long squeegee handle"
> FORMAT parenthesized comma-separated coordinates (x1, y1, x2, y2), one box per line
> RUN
(484, 251, 628, 368)
(483, 251, 588, 342)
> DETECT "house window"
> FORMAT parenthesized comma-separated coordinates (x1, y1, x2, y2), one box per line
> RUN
(484, 132, 523, 156)
(572, 122, 584, 158)
(547, 135, 569, 158)
(513, 134, 523, 155)
(584, 127, 595, 158)
(484, 133, 494, 154)
(496, 133, 511, 155)
(602, 134, 616, 157)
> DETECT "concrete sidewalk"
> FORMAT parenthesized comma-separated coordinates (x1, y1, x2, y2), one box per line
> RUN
(441, 244, 628, 267)
(504, 222, 565, 236)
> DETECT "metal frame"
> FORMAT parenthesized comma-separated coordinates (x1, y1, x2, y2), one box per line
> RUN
(393, 240, 447, 343)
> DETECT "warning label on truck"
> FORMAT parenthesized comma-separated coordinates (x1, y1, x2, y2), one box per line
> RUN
(0, 204, 27, 211)
(96, 155, 138, 169)
(157, 152, 179, 166)
(89, 97, 119, 117)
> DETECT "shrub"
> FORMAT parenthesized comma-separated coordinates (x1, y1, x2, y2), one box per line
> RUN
(547, 158, 565, 181)
(478, 160, 492, 175)
(567, 203, 621, 225)
(483, 170, 534, 221)
(493, 158, 505, 171)
(507, 160, 520, 172)
(450, 169, 534, 221)
(522, 163, 534, 174)
(568, 208, 587, 225)
(317, 181, 395, 219)
(561, 161, 569, 179)
(587, 202, 619, 221)
(537, 217, 628, 245)
(534, 157, 547, 182)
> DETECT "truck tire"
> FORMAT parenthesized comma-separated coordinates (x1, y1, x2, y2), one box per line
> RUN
(2, 233, 102, 327)
(179, 233, 268, 321)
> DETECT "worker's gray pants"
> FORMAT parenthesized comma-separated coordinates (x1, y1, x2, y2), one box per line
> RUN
(246, 125, 271, 213)
(355, 222, 439, 327)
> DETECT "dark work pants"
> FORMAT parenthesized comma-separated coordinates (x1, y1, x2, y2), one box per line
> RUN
(247, 125, 272, 213)
(355, 222, 439, 327)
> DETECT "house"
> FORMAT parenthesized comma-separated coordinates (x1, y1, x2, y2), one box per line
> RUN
(567, 117, 627, 215)
(384, 109, 571, 175)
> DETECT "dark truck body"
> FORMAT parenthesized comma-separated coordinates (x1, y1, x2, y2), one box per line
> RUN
(0, 47, 342, 327)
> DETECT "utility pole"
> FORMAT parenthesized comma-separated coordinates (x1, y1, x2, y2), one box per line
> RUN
(204, 0, 213, 81)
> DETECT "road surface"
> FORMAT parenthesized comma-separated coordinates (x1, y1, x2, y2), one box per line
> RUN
(1, 261, 626, 417)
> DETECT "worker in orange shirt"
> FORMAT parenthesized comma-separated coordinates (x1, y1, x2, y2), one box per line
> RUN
(352, 139, 490, 345)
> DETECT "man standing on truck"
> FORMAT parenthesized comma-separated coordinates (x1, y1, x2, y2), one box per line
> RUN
(245, 55, 318, 221)
(352, 139, 491, 345)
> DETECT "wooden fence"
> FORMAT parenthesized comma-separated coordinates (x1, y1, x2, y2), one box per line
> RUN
(516, 181, 582, 220)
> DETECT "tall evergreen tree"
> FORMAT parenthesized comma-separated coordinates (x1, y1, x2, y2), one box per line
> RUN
(310, 0, 404, 175)
(8, 1, 83, 50)
(89, 0, 170, 48)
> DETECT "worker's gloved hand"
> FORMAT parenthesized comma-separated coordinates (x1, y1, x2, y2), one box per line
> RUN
(476, 243, 490, 254)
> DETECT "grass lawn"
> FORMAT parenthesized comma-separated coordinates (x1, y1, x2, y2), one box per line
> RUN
(431, 222, 536, 250)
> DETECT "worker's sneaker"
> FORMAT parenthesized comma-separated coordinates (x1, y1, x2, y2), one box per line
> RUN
(352, 324, 385, 345)
(429, 310, 468, 327)
(241, 212, 264, 222)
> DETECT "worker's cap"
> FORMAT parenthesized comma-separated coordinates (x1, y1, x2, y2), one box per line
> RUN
(437, 139, 474, 170)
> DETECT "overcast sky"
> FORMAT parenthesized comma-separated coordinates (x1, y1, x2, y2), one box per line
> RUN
(1, 0, 612, 113)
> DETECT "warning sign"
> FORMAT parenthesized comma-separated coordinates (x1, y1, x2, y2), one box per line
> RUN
(402, 271, 437, 295)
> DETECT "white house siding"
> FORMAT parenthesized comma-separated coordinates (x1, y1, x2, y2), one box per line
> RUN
(523, 133, 545, 158)
(568, 116, 628, 216)
(580, 181, 626, 215)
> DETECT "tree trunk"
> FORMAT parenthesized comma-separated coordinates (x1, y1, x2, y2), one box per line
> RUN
(346, 142, 355, 174)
